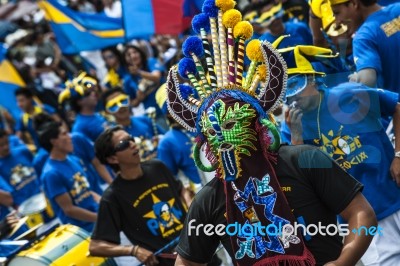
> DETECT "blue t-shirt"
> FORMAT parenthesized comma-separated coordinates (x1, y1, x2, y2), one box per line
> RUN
(157, 128, 201, 184)
(123, 58, 165, 116)
(33, 134, 103, 195)
(8, 135, 25, 149)
(15, 104, 56, 149)
(41, 156, 99, 232)
(120, 116, 165, 160)
(353, 3, 400, 92)
(282, 83, 400, 220)
(72, 113, 108, 143)
(124, 116, 164, 139)
(0, 176, 13, 220)
(0, 146, 40, 206)
(259, 21, 312, 48)
(70, 133, 103, 194)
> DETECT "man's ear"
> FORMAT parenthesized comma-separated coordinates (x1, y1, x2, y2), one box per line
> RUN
(106, 154, 119, 165)
(350, 0, 359, 8)
(50, 138, 57, 148)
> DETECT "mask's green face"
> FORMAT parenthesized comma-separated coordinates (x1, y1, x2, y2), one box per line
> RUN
(200, 99, 258, 181)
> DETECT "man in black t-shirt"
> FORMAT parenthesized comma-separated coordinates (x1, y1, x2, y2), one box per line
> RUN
(176, 145, 376, 266)
(89, 126, 193, 266)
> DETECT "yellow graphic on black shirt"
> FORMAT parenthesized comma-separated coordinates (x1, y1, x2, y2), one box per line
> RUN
(70, 172, 91, 204)
(313, 126, 368, 170)
(10, 165, 36, 190)
(143, 193, 183, 238)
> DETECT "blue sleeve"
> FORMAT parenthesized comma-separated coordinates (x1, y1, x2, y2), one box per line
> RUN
(353, 31, 382, 73)
(15, 117, 23, 131)
(19, 146, 33, 162)
(157, 140, 178, 176)
(377, 89, 398, 116)
(8, 135, 25, 148)
(72, 134, 95, 163)
(148, 58, 165, 72)
(280, 121, 292, 144)
(43, 170, 68, 200)
(0, 176, 13, 193)
(33, 152, 48, 178)
(123, 76, 138, 99)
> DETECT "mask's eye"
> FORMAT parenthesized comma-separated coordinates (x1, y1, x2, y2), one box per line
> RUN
(222, 120, 236, 130)
(206, 128, 217, 136)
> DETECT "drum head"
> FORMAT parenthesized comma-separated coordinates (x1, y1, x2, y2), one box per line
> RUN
(8, 256, 47, 266)
(18, 194, 47, 215)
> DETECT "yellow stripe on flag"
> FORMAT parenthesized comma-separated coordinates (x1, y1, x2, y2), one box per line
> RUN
(38, 0, 124, 38)
(0, 60, 26, 87)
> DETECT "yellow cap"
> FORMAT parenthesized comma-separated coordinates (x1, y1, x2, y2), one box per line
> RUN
(279, 45, 338, 75)
(309, 0, 335, 29)
(254, 3, 283, 26)
(329, 0, 350, 6)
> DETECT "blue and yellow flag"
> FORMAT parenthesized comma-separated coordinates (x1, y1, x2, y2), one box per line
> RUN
(38, 0, 125, 54)
(0, 44, 25, 119)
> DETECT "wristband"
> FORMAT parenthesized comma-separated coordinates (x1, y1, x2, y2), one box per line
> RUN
(131, 245, 139, 257)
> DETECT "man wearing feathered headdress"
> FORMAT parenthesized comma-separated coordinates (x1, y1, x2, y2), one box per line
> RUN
(166, 1, 377, 265)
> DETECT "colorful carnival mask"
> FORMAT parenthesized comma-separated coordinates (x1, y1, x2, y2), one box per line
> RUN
(165, 1, 315, 265)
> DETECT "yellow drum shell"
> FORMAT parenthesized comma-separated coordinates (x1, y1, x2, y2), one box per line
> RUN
(8, 224, 116, 266)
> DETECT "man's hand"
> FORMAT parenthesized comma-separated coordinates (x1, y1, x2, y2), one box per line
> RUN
(136, 246, 159, 266)
(0, 212, 19, 239)
(390, 158, 400, 186)
(284, 104, 304, 145)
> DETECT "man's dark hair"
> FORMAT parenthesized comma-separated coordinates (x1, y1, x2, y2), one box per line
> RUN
(100, 87, 125, 110)
(15, 88, 33, 98)
(95, 126, 124, 171)
(0, 129, 7, 139)
(35, 114, 62, 152)
(359, 0, 377, 6)
(101, 46, 123, 65)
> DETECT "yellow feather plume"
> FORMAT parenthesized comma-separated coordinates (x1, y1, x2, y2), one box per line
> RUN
(246, 40, 264, 62)
(257, 64, 267, 82)
(233, 21, 253, 40)
(216, 0, 236, 12)
(58, 89, 71, 104)
(222, 9, 242, 28)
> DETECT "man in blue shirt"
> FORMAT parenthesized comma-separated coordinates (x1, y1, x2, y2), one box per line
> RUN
(0, 176, 14, 221)
(14, 88, 61, 153)
(255, 0, 312, 48)
(37, 120, 99, 232)
(59, 72, 109, 143)
(330, 0, 400, 92)
(102, 88, 164, 161)
(0, 129, 40, 206)
(282, 45, 400, 265)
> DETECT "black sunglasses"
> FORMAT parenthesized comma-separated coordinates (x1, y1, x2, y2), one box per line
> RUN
(114, 135, 135, 153)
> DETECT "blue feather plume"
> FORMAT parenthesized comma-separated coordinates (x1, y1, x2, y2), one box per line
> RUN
(202, 0, 218, 18)
(192, 13, 211, 34)
(178, 58, 197, 79)
(182, 36, 205, 58)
